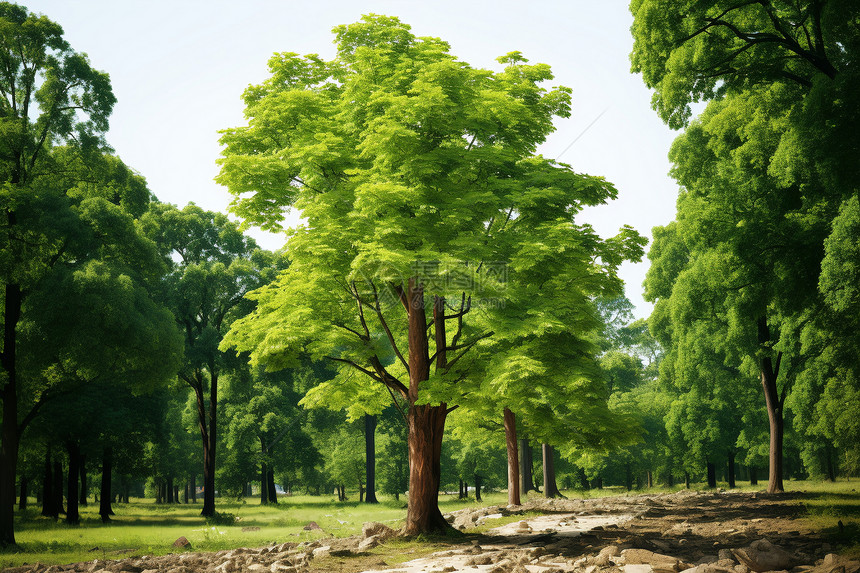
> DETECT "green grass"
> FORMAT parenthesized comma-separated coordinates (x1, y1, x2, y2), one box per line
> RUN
(4, 480, 860, 568)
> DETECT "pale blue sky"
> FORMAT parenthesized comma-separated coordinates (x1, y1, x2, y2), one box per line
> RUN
(26, 0, 680, 318)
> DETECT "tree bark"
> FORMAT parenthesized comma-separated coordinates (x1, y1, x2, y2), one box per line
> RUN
(66, 441, 81, 525)
(402, 288, 451, 535)
(474, 474, 482, 502)
(267, 468, 276, 504)
(167, 476, 174, 503)
(458, 479, 465, 499)
(99, 445, 113, 522)
(685, 471, 690, 489)
(184, 483, 189, 503)
(578, 468, 589, 490)
(706, 462, 717, 488)
(503, 407, 521, 506)
(646, 470, 653, 489)
(519, 438, 534, 496)
(0, 282, 23, 546)
(749, 466, 758, 485)
(191, 474, 197, 503)
(727, 451, 737, 489)
(758, 317, 785, 493)
(541, 443, 564, 498)
(260, 460, 269, 504)
(201, 371, 219, 516)
(364, 413, 378, 503)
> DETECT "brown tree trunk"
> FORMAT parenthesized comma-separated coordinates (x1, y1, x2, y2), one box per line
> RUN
(402, 289, 451, 535)
(458, 479, 464, 499)
(706, 461, 717, 488)
(474, 474, 482, 502)
(53, 460, 65, 517)
(503, 407, 521, 506)
(684, 471, 690, 489)
(578, 468, 589, 490)
(184, 483, 189, 503)
(99, 445, 113, 522)
(191, 474, 197, 503)
(267, 468, 277, 503)
(203, 372, 218, 516)
(519, 438, 535, 496)
(542, 443, 564, 498)
(0, 283, 22, 546)
(260, 459, 269, 504)
(758, 317, 785, 493)
(167, 476, 174, 503)
(364, 413, 378, 503)
(749, 466, 758, 485)
(66, 441, 80, 525)
(647, 470, 653, 489)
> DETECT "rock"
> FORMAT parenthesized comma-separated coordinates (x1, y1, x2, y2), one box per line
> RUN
(595, 545, 621, 566)
(312, 546, 331, 559)
(357, 534, 382, 551)
(172, 537, 191, 549)
(718, 550, 735, 562)
(303, 521, 321, 530)
(465, 554, 496, 566)
(625, 565, 656, 573)
(245, 565, 268, 573)
(732, 540, 794, 573)
(269, 562, 296, 573)
(362, 521, 396, 540)
(623, 548, 684, 572)
(809, 554, 860, 573)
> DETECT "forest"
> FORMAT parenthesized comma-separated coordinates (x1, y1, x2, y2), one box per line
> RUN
(1, 0, 859, 566)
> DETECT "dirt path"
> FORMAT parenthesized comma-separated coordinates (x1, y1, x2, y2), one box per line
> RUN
(4, 490, 858, 573)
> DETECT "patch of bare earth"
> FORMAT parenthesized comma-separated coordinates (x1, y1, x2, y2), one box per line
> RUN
(4, 491, 858, 573)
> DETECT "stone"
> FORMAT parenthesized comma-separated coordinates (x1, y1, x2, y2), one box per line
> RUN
(171, 537, 191, 549)
(625, 565, 656, 573)
(312, 546, 331, 559)
(269, 562, 296, 573)
(718, 550, 735, 562)
(362, 521, 396, 540)
(303, 521, 321, 530)
(595, 545, 622, 566)
(623, 548, 683, 572)
(357, 534, 382, 551)
(732, 540, 794, 573)
(245, 565, 268, 573)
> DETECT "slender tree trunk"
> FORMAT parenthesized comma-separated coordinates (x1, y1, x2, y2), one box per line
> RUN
(66, 441, 80, 525)
(167, 476, 174, 503)
(174, 485, 180, 504)
(542, 443, 564, 498)
(706, 462, 717, 488)
(0, 282, 23, 546)
(267, 468, 276, 504)
(474, 474, 482, 502)
(667, 471, 674, 487)
(749, 466, 758, 485)
(191, 474, 197, 503)
(758, 317, 785, 493)
(458, 479, 464, 499)
(42, 448, 53, 517)
(728, 451, 737, 489)
(202, 372, 219, 516)
(503, 407, 521, 506)
(578, 468, 589, 490)
(79, 454, 87, 506)
(99, 445, 113, 522)
(18, 476, 27, 511)
(519, 438, 533, 495)
(53, 460, 65, 517)
(260, 460, 269, 504)
(647, 470, 653, 489)
(685, 471, 690, 489)
(184, 483, 189, 504)
(364, 413, 378, 503)
(402, 289, 450, 535)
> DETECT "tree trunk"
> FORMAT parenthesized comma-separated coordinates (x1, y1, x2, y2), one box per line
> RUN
(18, 476, 27, 511)
(646, 470, 653, 489)
(42, 448, 53, 517)
(260, 460, 269, 504)
(191, 474, 197, 503)
(474, 474, 482, 502)
(167, 476, 174, 503)
(0, 282, 23, 546)
(667, 471, 674, 487)
(594, 477, 603, 490)
(578, 468, 589, 490)
(184, 483, 189, 503)
(364, 413, 378, 503)
(192, 368, 219, 517)
(706, 462, 717, 488)
(53, 460, 65, 517)
(79, 454, 87, 506)
(727, 451, 737, 489)
(458, 479, 465, 499)
(503, 407, 521, 506)
(685, 471, 690, 489)
(267, 468, 277, 504)
(66, 441, 80, 525)
(519, 438, 534, 496)
(758, 317, 785, 493)
(99, 445, 113, 522)
(749, 466, 758, 485)
(542, 443, 564, 498)
(401, 289, 451, 535)
(174, 485, 180, 504)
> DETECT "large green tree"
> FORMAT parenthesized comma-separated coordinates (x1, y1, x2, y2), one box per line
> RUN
(218, 15, 643, 533)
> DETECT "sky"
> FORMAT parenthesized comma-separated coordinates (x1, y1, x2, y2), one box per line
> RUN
(25, 0, 681, 318)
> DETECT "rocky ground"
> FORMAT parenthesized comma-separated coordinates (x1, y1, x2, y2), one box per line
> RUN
(3, 490, 859, 573)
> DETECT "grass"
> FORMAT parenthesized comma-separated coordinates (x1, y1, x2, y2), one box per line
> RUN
(3, 479, 860, 568)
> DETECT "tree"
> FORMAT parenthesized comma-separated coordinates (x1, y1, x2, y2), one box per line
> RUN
(1, 2, 118, 545)
(141, 203, 271, 516)
(219, 15, 643, 533)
